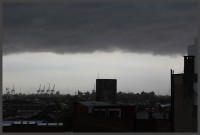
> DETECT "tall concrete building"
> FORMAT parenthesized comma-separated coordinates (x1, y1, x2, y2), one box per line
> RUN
(96, 79, 117, 102)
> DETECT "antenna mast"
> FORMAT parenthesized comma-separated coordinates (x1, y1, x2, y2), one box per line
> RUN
(11, 84, 15, 95)
(41, 85, 45, 94)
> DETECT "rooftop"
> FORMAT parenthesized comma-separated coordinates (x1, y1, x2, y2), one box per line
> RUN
(79, 101, 118, 107)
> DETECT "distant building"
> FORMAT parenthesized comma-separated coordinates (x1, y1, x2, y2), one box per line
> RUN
(96, 79, 117, 102)
(171, 55, 198, 132)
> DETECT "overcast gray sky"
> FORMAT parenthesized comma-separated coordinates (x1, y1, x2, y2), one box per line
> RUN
(3, 2, 198, 95)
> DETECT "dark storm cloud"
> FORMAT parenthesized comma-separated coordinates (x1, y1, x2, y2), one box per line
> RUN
(3, 3, 198, 55)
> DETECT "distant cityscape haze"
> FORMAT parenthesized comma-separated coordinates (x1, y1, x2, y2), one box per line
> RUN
(3, 51, 184, 95)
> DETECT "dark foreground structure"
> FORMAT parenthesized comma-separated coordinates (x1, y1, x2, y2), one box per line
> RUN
(171, 56, 198, 132)
(73, 101, 171, 132)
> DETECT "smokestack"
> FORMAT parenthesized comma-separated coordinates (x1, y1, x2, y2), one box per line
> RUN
(183, 56, 197, 85)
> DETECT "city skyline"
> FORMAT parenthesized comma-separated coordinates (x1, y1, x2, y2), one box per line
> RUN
(3, 2, 197, 95)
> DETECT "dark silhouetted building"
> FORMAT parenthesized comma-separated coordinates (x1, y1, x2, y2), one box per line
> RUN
(171, 55, 198, 132)
(96, 79, 117, 102)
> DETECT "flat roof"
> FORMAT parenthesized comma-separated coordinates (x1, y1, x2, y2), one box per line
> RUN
(3, 123, 11, 126)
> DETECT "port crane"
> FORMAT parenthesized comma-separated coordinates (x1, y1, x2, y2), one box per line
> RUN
(46, 83, 50, 94)
(41, 85, 45, 94)
(37, 84, 41, 94)
(6, 88, 10, 95)
(51, 84, 55, 94)
(11, 85, 15, 95)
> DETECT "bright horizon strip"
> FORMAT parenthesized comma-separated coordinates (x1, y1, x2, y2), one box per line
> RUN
(3, 51, 184, 95)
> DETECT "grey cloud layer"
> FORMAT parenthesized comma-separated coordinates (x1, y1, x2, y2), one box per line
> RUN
(3, 3, 198, 55)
